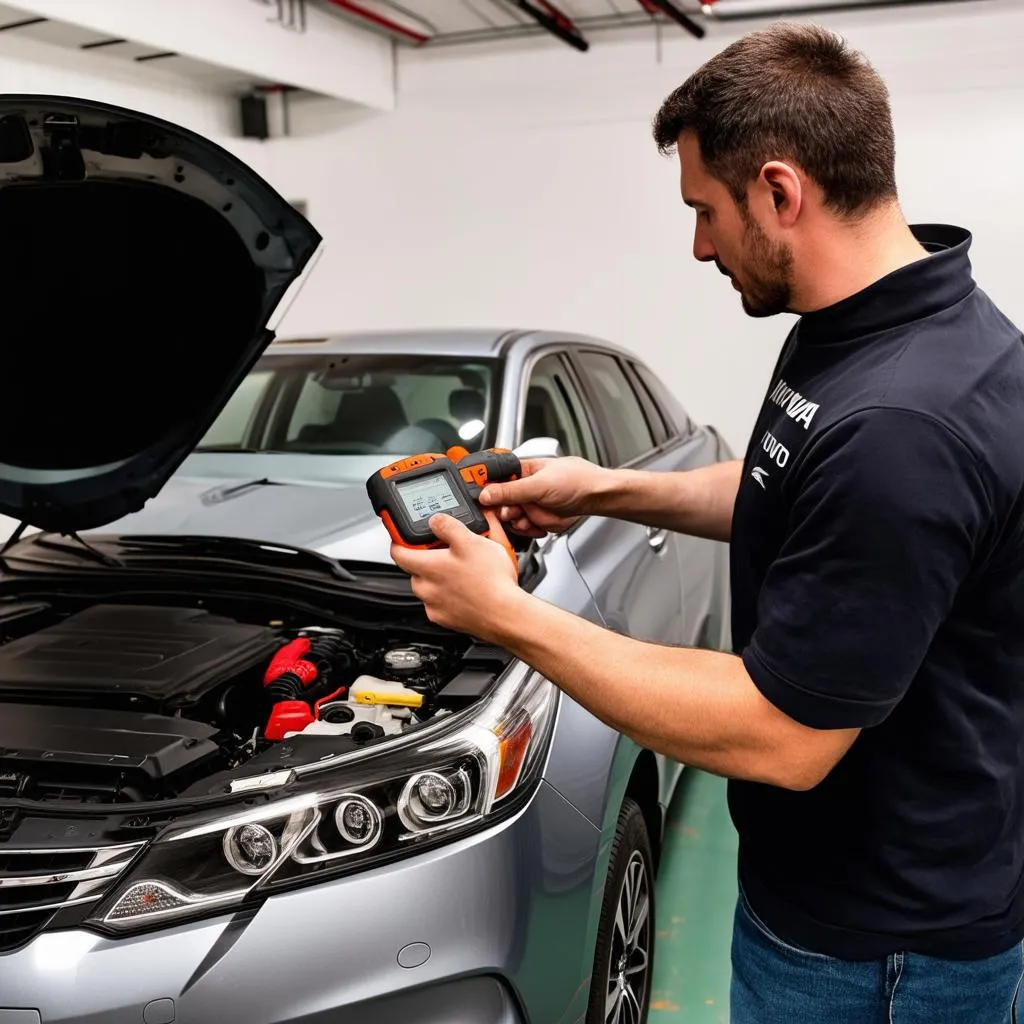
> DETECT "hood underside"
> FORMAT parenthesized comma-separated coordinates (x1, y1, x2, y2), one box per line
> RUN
(0, 95, 322, 534)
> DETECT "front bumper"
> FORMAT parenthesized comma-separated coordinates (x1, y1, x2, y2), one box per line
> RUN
(0, 781, 602, 1024)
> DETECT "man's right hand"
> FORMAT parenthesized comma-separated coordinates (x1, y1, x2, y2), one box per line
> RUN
(481, 456, 742, 545)
(479, 456, 611, 538)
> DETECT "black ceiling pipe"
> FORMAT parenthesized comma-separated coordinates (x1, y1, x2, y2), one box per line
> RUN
(639, 0, 707, 39)
(508, 0, 591, 51)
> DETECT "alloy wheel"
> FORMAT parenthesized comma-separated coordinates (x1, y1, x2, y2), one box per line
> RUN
(604, 849, 652, 1024)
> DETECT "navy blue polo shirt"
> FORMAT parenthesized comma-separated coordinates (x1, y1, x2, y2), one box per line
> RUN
(729, 224, 1024, 961)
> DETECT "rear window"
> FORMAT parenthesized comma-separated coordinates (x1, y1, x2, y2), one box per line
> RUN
(198, 354, 500, 456)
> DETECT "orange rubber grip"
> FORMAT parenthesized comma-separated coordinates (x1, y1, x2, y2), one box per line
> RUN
(379, 453, 444, 480)
(380, 509, 442, 551)
(482, 506, 518, 574)
(460, 463, 490, 488)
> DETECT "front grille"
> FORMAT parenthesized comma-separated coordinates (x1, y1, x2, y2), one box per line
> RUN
(0, 842, 142, 952)
(0, 908, 54, 952)
(0, 850, 93, 874)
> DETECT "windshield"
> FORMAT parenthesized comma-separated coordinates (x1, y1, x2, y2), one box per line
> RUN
(198, 353, 500, 457)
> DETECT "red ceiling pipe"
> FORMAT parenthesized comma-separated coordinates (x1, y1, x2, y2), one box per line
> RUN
(317, 0, 433, 45)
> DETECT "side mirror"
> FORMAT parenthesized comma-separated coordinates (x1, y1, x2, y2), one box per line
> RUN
(513, 436, 563, 460)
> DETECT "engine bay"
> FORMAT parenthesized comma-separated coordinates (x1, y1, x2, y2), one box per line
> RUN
(0, 599, 511, 805)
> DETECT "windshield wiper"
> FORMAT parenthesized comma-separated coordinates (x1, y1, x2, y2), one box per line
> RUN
(116, 535, 357, 582)
(30, 532, 124, 568)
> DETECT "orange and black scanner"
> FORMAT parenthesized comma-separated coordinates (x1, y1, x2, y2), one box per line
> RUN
(367, 446, 522, 571)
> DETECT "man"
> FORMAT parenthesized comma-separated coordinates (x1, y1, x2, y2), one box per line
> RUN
(390, 22, 1024, 1023)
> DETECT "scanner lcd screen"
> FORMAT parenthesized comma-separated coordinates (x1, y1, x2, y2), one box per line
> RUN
(395, 471, 461, 522)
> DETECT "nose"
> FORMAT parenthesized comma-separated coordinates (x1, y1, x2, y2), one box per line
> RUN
(692, 223, 716, 263)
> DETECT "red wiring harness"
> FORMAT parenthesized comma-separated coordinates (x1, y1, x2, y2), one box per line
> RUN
(262, 636, 350, 741)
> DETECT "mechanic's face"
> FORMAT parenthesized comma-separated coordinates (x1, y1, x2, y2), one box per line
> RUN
(677, 132, 794, 318)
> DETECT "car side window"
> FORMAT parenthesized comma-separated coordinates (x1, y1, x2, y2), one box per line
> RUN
(576, 351, 655, 465)
(630, 361, 688, 438)
(522, 354, 599, 462)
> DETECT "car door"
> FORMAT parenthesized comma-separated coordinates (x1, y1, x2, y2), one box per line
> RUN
(521, 347, 686, 646)
(624, 356, 731, 652)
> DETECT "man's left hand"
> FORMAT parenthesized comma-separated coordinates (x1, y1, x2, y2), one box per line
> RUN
(389, 513, 521, 639)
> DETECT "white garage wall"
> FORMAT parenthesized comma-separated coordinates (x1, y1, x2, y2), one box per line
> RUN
(269, 0, 1024, 456)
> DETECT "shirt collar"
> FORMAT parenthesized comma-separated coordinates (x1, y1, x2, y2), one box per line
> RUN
(796, 224, 975, 346)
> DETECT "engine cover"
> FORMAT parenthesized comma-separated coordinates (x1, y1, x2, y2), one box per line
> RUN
(0, 604, 279, 707)
(0, 703, 221, 801)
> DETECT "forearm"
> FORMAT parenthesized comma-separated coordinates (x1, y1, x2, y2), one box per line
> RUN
(589, 459, 742, 543)
(492, 589, 846, 791)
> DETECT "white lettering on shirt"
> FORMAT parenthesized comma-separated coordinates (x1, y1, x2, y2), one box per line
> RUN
(761, 430, 790, 468)
(768, 379, 819, 430)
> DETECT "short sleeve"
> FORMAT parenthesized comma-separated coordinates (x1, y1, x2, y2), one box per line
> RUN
(742, 408, 990, 731)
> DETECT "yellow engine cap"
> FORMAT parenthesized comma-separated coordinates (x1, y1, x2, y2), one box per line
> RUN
(352, 690, 424, 709)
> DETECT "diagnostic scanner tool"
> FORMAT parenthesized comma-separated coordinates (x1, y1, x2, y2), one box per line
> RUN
(367, 446, 522, 572)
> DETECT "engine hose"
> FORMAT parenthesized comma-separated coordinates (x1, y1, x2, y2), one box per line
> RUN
(264, 632, 355, 704)
(264, 637, 316, 703)
(265, 672, 310, 703)
(304, 632, 354, 676)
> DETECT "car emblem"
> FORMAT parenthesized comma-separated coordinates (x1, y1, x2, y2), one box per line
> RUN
(751, 466, 769, 489)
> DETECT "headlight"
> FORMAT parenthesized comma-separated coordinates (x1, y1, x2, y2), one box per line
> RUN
(91, 667, 557, 934)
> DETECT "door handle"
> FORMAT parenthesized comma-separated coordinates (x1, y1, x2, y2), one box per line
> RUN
(646, 526, 668, 552)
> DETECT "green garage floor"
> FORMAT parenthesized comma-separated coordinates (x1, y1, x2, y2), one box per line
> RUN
(650, 770, 738, 1021)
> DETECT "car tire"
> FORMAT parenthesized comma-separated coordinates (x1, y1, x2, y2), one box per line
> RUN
(586, 797, 656, 1024)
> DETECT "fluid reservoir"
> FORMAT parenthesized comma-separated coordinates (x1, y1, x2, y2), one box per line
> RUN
(350, 674, 424, 709)
(380, 644, 444, 690)
(286, 702, 411, 738)
(383, 647, 424, 676)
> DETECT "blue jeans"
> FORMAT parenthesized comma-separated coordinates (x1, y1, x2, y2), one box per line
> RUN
(731, 889, 1024, 1023)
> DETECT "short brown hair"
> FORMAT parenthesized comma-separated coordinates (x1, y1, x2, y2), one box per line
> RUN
(652, 22, 898, 216)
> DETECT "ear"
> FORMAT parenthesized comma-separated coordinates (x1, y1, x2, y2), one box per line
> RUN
(759, 161, 802, 228)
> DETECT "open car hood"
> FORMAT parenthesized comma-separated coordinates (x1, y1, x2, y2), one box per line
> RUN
(0, 95, 322, 533)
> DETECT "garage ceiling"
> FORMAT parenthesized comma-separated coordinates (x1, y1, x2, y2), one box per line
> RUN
(0, 0, 995, 98)
(378, 0, 704, 42)
(313, 0, 990, 49)
(0, 2, 275, 90)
